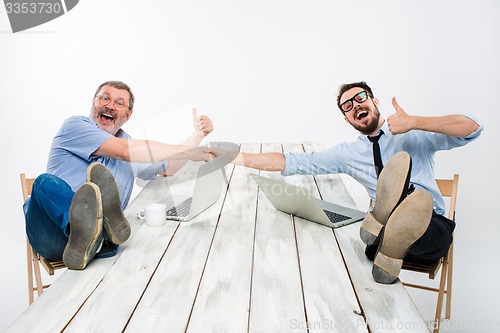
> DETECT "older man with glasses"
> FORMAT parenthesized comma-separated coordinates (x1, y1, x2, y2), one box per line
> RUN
(213, 81, 483, 284)
(24, 80, 215, 270)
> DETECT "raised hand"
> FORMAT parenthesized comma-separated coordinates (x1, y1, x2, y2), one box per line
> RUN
(192, 107, 213, 137)
(387, 97, 415, 135)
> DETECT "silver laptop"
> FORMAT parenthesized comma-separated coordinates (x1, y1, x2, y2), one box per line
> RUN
(251, 174, 366, 228)
(165, 153, 229, 221)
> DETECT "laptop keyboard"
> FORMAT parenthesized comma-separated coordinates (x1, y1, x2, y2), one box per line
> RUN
(323, 210, 351, 224)
(166, 197, 193, 217)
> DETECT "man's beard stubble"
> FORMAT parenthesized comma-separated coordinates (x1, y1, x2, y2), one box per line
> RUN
(347, 106, 381, 135)
(90, 105, 123, 135)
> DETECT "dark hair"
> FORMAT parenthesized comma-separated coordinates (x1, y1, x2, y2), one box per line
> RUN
(336, 81, 374, 112)
(94, 80, 135, 111)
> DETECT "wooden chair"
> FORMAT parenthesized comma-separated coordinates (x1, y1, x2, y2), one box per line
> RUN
(20, 173, 66, 304)
(401, 174, 459, 333)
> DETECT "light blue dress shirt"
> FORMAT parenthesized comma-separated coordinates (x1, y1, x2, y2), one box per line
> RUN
(47, 116, 165, 208)
(282, 115, 483, 215)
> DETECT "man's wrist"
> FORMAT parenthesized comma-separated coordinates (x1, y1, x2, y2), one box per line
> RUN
(411, 115, 423, 131)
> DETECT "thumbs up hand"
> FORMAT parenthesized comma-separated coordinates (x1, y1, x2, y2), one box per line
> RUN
(387, 97, 415, 135)
(192, 107, 214, 137)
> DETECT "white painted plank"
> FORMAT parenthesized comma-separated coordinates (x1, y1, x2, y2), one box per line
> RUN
(64, 221, 180, 331)
(281, 143, 368, 333)
(124, 164, 235, 332)
(187, 143, 260, 333)
(249, 143, 307, 333)
(302, 142, 430, 333)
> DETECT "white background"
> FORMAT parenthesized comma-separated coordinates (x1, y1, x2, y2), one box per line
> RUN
(1, 0, 499, 331)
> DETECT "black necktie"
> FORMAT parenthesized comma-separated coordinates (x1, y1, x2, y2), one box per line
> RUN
(368, 130, 384, 178)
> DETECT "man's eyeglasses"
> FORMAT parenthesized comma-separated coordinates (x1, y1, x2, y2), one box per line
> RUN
(339, 90, 371, 113)
(96, 94, 130, 111)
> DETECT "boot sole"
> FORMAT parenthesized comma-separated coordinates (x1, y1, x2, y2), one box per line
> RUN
(360, 151, 411, 245)
(63, 183, 104, 270)
(87, 163, 131, 244)
(372, 190, 433, 284)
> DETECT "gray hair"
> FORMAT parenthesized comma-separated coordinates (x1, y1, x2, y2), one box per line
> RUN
(94, 80, 135, 110)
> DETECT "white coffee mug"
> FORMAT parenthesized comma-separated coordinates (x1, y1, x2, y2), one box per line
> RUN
(137, 203, 167, 227)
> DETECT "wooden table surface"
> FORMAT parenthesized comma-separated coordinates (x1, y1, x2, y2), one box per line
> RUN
(8, 143, 430, 333)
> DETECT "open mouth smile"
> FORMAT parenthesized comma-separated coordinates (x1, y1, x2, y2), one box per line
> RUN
(98, 108, 116, 124)
(355, 110, 369, 120)
(101, 113, 114, 121)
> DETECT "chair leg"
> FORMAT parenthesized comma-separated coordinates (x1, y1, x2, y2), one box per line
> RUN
(445, 245, 454, 319)
(26, 239, 35, 305)
(433, 257, 449, 333)
(32, 249, 44, 297)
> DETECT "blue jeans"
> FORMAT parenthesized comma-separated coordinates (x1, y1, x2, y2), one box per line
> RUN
(25, 173, 117, 261)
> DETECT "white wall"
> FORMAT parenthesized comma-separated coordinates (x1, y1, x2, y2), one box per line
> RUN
(1, 0, 499, 331)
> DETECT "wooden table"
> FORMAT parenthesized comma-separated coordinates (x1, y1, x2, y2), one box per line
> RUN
(8, 143, 429, 333)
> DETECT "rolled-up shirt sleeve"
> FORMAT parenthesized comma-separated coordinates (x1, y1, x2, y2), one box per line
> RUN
(463, 113, 484, 139)
(426, 113, 484, 151)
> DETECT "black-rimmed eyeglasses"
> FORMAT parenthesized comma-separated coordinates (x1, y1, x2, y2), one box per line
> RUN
(339, 90, 371, 113)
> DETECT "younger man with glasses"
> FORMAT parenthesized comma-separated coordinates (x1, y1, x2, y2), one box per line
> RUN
(24, 80, 215, 270)
(214, 81, 482, 284)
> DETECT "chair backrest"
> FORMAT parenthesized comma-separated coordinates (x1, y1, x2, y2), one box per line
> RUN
(20, 173, 35, 201)
(435, 174, 459, 220)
